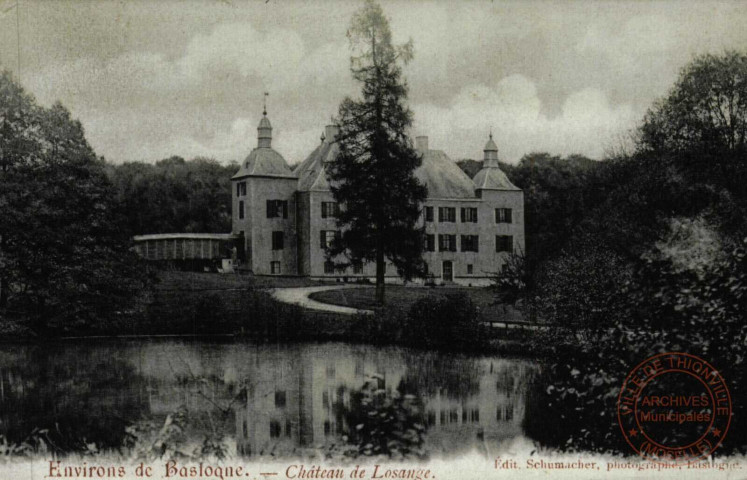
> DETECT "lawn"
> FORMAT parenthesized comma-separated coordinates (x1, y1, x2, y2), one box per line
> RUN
(309, 285, 523, 322)
(154, 270, 325, 290)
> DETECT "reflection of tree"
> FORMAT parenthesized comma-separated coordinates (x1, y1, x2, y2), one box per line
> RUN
(341, 378, 427, 459)
(0, 345, 148, 453)
(397, 352, 481, 401)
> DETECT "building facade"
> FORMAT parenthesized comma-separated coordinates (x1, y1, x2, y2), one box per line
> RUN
(232, 112, 525, 285)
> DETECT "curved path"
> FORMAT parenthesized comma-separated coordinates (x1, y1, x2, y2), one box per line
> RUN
(271, 285, 374, 315)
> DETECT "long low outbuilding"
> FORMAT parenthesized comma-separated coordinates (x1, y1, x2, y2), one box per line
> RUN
(132, 233, 238, 262)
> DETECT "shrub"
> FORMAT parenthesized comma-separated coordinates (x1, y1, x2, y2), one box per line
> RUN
(405, 293, 486, 351)
(347, 306, 408, 344)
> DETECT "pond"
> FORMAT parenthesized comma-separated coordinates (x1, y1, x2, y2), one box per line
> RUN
(0, 340, 538, 459)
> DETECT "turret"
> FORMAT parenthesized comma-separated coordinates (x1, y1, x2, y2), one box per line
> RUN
(257, 109, 272, 148)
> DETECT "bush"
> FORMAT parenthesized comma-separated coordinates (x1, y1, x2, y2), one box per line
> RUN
(346, 305, 408, 345)
(404, 293, 487, 351)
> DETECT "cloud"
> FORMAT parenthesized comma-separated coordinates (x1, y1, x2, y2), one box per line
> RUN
(413, 74, 637, 162)
(19, 1, 747, 166)
(25, 21, 352, 164)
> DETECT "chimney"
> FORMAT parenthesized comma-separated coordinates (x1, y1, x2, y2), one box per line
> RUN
(324, 125, 340, 142)
(416, 136, 429, 152)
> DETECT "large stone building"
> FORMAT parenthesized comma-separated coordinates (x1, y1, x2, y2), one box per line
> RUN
(231, 111, 524, 285)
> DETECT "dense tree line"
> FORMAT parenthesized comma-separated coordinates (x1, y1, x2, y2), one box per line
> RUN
(0, 72, 148, 336)
(105, 156, 236, 235)
(488, 51, 747, 456)
(0, 70, 241, 336)
(458, 153, 602, 285)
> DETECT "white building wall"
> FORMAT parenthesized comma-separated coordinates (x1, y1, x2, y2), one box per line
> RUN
(245, 176, 298, 275)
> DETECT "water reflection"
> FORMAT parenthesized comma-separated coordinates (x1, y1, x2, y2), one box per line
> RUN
(0, 341, 536, 458)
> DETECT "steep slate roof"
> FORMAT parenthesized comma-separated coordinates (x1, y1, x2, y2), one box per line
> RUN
(473, 167, 520, 191)
(294, 142, 478, 199)
(232, 148, 294, 179)
(294, 141, 338, 191)
(415, 150, 476, 199)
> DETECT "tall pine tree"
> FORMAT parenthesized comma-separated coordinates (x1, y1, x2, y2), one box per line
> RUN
(327, 0, 427, 304)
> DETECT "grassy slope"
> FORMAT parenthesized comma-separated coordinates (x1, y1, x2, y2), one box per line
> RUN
(154, 271, 324, 290)
(309, 286, 523, 322)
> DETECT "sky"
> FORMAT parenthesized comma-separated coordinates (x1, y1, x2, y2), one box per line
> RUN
(1, 0, 746, 165)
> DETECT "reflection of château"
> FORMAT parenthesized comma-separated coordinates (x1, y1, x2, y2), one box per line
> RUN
(128, 343, 534, 457)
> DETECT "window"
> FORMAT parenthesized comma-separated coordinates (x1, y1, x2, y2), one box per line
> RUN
(326, 365, 336, 378)
(321, 201, 339, 219)
(353, 264, 363, 274)
(450, 409, 459, 423)
(467, 264, 473, 275)
(461, 235, 479, 252)
(496, 235, 513, 253)
(236, 181, 246, 197)
(270, 420, 281, 438)
(470, 408, 480, 423)
(427, 411, 436, 427)
(238, 200, 244, 219)
(322, 391, 330, 408)
(324, 260, 335, 274)
(424, 206, 434, 222)
(495, 208, 512, 224)
(320, 230, 338, 249)
(274, 390, 286, 408)
(266, 199, 288, 219)
(424, 234, 435, 252)
(270, 261, 281, 274)
(461, 207, 478, 223)
(438, 234, 457, 252)
(285, 419, 292, 438)
(272, 231, 284, 250)
(438, 206, 456, 222)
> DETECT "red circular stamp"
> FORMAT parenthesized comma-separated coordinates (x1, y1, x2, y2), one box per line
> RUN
(617, 352, 731, 465)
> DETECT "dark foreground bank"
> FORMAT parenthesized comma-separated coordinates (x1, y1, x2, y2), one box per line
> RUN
(0, 271, 536, 355)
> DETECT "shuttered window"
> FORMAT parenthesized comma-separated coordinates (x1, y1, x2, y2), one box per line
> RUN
(461, 207, 478, 223)
(324, 261, 335, 274)
(424, 206, 434, 222)
(320, 230, 338, 249)
(425, 234, 435, 252)
(461, 235, 479, 252)
(495, 208, 512, 223)
(496, 235, 514, 253)
(267, 200, 288, 219)
(438, 207, 456, 222)
(321, 202, 340, 218)
(438, 234, 457, 252)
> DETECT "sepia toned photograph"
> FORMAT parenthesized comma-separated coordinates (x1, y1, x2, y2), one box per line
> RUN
(0, 0, 746, 478)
